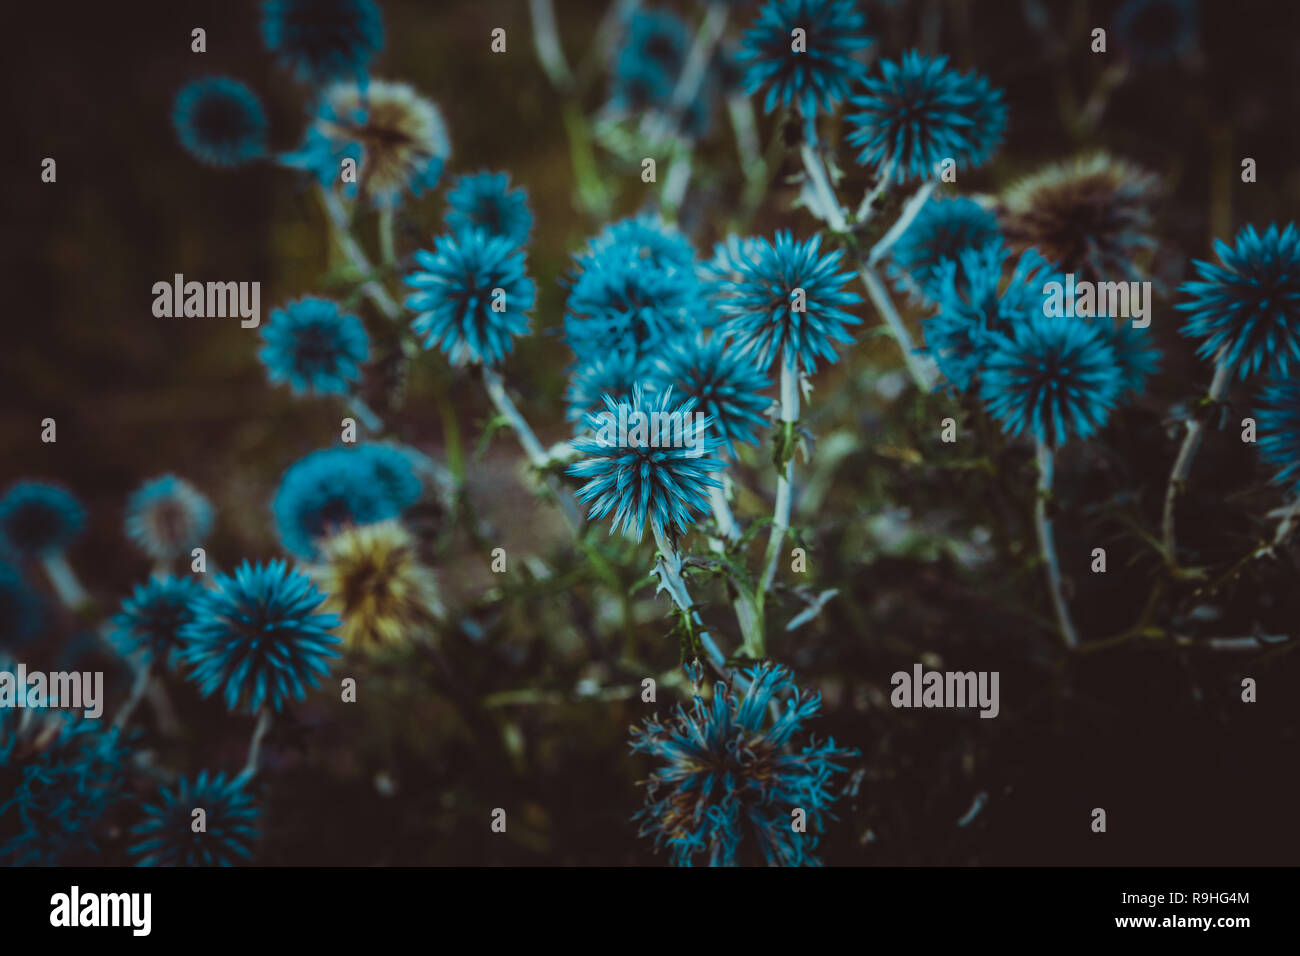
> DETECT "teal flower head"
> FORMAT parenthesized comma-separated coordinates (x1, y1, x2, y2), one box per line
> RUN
(444, 171, 534, 247)
(261, 0, 384, 85)
(173, 77, 269, 169)
(111, 576, 206, 669)
(259, 297, 370, 397)
(0, 482, 85, 559)
(651, 333, 773, 456)
(125, 475, 214, 563)
(131, 771, 260, 866)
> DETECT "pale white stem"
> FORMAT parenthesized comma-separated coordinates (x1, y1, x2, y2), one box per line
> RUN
(319, 187, 401, 320)
(854, 156, 899, 223)
(349, 396, 383, 434)
(652, 525, 747, 688)
(869, 178, 938, 265)
(41, 553, 88, 610)
(236, 707, 274, 785)
(799, 144, 848, 231)
(528, 0, 574, 90)
(378, 203, 396, 267)
(759, 357, 800, 599)
(652, 2, 729, 140)
(709, 480, 740, 543)
(1162, 356, 1235, 561)
(859, 263, 935, 390)
(1035, 440, 1079, 649)
(727, 95, 761, 173)
(112, 662, 152, 730)
(662, 150, 693, 214)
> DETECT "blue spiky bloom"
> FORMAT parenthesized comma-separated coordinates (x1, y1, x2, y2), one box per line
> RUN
(630, 663, 856, 867)
(0, 482, 85, 559)
(887, 196, 1002, 303)
(611, 9, 715, 136)
(846, 51, 1006, 182)
(590, 216, 699, 274)
(130, 771, 261, 867)
(0, 563, 44, 646)
(444, 171, 534, 247)
(1176, 223, 1300, 380)
(568, 387, 725, 541)
(111, 576, 206, 669)
(178, 559, 340, 714)
(172, 77, 269, 168)
(404, 229, 535, 367)
(738, 0, 872, 118)
(652, 334, 773, 456)
(125, 474, 214, 562)
(1113, 0, 1198, 66)
(261, 0, 384, 85)
(1255, 378, 1300, 493)
(979, 314, 1123, 446)
(259, 297, 370, 397)
(715, 231, 862, 375)
(567, 351, 650, 426)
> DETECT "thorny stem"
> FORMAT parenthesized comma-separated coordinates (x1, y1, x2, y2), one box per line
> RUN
(759, 357, 800, 603)
(800, 142, 848, 232)
(709, 480, 740, 543)
(854, 156, 899, 223)
(1034, 440, 1079, 649)
(1161, 355, 1235, 563)
(859, 263, 935, 391)
(869, 178, 938, 264)
(236, 707, 273, 785)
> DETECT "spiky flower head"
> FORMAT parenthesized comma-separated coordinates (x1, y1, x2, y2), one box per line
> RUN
(0, 482, 85, 559)
(610, 8, 716, 136)
(652, 333, 773, 456)
(130, 771, 260, 867)
(846, 51, 1006, 183)
(568, 386, 725, 541)
(124, 475, 213, 563)
(567, 351, 650, 427)
(1255, 377, 1300, 493)
(260, 0, 384, 85)
(998, 154, 1159, 284)
(111, 576, 206, 669)
(404, 228, 535, 367)
(738, 0, 872, 118)
(0, 563, 43, 647)
(887, 196, 1002, 303)
(1177, 223, 1300, 380)
(259, 297, 370, 397)
(1113, 0, 1199, 66)
(630, 663, 856, 867)
(172, 77, 269, 168)
(444, 171, 534, 247)
(178, 559, 340, 713)
(716, 231, 862, 375)
(589, 215, 699, 274)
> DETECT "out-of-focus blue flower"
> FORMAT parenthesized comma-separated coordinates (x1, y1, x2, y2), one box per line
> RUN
(630, 662, 856, 866)
(847, 51, 1005, 182)
(125, 475, 214, 563)
(444, 171, 534, 247)
(0, 482, 85, 559)
(0, 563, 44, 647)
(589, 215, 699, 274)
(738, 0, 872, 118)
(1113, 0, 1198, 66)
(404, 229, 535, 367)
(887, 196, 1002, 303)
(567, 352, 650, 427)
(259, 297, 370, 397)
(111, 576, 206, 669)
(178, 559, 340, 714)
(172, 77, 269, 168)
(261, 0, 384, 85)
(568, 386, 725, 541)
(652, 334, 773, 456)
(1176, 223, 1300, 380)
(609, 8, 717, 137)
(1094, 320, 1160, 398)
(1255, 378, 1300, 493)
(130, 770, 260, 867)
(979, 313, 1123, 446)
(715, 231, 862, 375)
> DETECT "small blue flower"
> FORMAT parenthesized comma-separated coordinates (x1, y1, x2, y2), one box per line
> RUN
(716, 231, 862, 375)
(259, 297, 370, 397)
(652, 334, 773, 456)
(125, 475, 214, 562)
(887, 196, 1002, 303)
(0, 563, 44, 647)
(630, 663, 857, 866)
(1176, 223, 1300, 380)
(1113, 0, 1198, 66)
(1255, 377, 1300, 493)
(405, 229, 535, 367)
(0, 482, 85, 559)
(846, 51, 1006, 182)
(172, 77, 269, 168)
(444, 171, 534, 247)
(130, 770, 261, 866)
(261, 0, 384, 85)
(567, 352, 651, 427)
(178, 559, 341, 714)
(568, 386, 725, 541)
(738, 0, 872, 118)
(111, 576, 206, 669)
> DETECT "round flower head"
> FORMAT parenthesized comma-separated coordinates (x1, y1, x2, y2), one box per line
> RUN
(568, 386, 725, 541)
(178, 559, 341, 713)
(589, 215, 699, 274)
(444, 171, 534, 247)
(567, 351, 651, 427)
(887, 196, 1002, 303)
(611, 9, 715, 136)
(1113, 0, 1198, 66)
(0, 482, 85, 558)
(738, 0, 872, 118)
(111, 576, 205, 669)
(630, 663, 856, 867)
(652, 333, 773, 456)
(1177, 223, 1300, 380)
(998, 154, 1159, 284)
(1255, 378, 1300, 493)
(404, 228, 535, 367)
(1095, 319, 1160, 398)
(172, 77, 269, 168)
(130, 771, 260, 867)
(259, 297, 370, 397)
(979, 313, 1124, 446)
(125, 475, 214, 562)
(261, 0, 384, 85)
(0, 563, 44, 647)
(847, 51, 1006, 183)
(716, 231, 862, 375)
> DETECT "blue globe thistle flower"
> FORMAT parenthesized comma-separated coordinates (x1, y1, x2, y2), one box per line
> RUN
(630, 663, 857, 867)
(652, 334, 773, 456)
(261, 0, 384, 85)
(1113, 0, 1198, 66)
(0, 482, 85, 559)
(1255, 378, 1300, 493)
(738, 0, 872, 118)
(715, 231, 862, 375)
(979, 313, 1124, 446)
(568, 386, 725, 541)
(589, 215, 699, 274)
(444, 171, 534, 247)
(887, 196, 1002, 303)
(111, 576, 206, 669)
(1176, 223, 1300, 380)
(178, 559, 341, 713)
(846, 51, 1006, 183)
(404, 229, 535, 367)
(172, 77, 269, 168)
(566, 351, 651, 427)
(130, 770, 260, 867)
(259, 297, 370, 397)
(125, 475, 214, 563)
(0, 563, 44, 647)
(611, 9, 716, 137)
